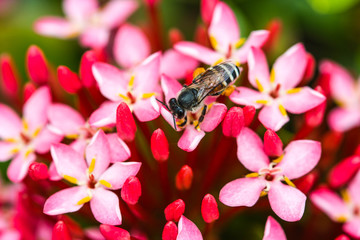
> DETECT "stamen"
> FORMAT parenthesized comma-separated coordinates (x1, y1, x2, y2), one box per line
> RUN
(99, 179, 112, 188)
(213, 58, 225, 66)
(142, 93, 156, 99)
(25, 148, 33, 158)
(5, 138, 17, 143)
(128, 75, 135, 89)
(77, 196, 91, 205)
(119, 93, 130, 102)
(286, 88, 302, 94)
(246, 172, 259, 178)
(255, 79, 264, 92)
(88, 158, 96, 173)
(234, 38, 246, 49)
(283, 176, 295, 188)
(272, 155, 284, 163)
(193, 67, 206, 79)
(336, 216, 347, 223)
(255, 100, 269, 105)
(278, 104, 287, 116)
(222, 85, 236, 97)
(209, 35, 218, 50)
(341, 189, 351, 203)
(10, 148, 20, 154)
(260, 191, 268, 197)
(63, 175, 78, 184)
(22, 119, 29, 132)
(270, 69, 275, 83)
(65, 134, 79, 139)
(32, 127, 41, 137)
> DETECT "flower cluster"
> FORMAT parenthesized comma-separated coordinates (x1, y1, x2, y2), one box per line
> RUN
(0, 0, 359, 239)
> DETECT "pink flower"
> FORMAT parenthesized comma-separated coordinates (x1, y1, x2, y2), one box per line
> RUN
(176, 215, 203, 240)
(174, 2, 269, 65)
(311, 170, 360, 238)
(230, 44, 325, 131)
(89, 52, 162, 127)
(43, 130, 141, 225)
(219, 128, 321, 221)
(0, 86, 61, 182)
(262, 216, 287, 240)
(320, 60, 360, 132)
(159, 74, 227, 152)
(34, 0, 138, 48)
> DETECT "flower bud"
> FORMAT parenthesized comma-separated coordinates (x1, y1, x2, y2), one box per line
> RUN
(0, 54, 19, 98)
(26, 45, 49, 84)
(57, 66, 82, 93)
(121, 176, 141, 205)
(29, 162, 49, 180)
(151, 128, 169, 162)
(335, 234, 350, 240)
(201, 0, 219, 25)
(303, 53, 316, 83)
(201, 194, 219, 223)
(294, 171, 318, 194)
(80, 50, 100, 87)
(23, 82, 37, 102)
(162, 221, 178, 240)
(305, 86, 326, 127)
(100, 224, 130, 240)
(116, 102, 136, 142)
(355, 145, 360, 156)
(264, 129, 283, 157)
(175, 165, 193, 191)
(164, 199, 185, 222)
(52, 221, 72, 240)
(222, 107, 244, 137)
(169, 28, 184, 46)
(243, 105, 256, 127)
(328, 156, 360, 188)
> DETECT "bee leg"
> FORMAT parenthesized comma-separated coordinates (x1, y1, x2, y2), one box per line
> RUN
(178, 116, 187, 127)
(195, 105, 207, 130)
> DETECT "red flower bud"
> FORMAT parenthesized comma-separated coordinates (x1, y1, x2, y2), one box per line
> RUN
(121, 176, 142, 205)
(305, 86, 326, 127)
(23, 82, 37, 102)
(52, 221, 72, 240)
(169, 28, 184, 46)
(355, 145, 360, 156)
(294, 171, 318, 194)
(335, 234, 350, 240)
(162, 221, 178, 240)
(303, 53, 316, 83)
(151, 128, 169, 162)
(0, 54, 19, 97)
(328, 156, 360, 188)
(57, 66, 82, 93)
(28, 162, 48, 180)
(80, 50, 100, 87)
(26, 45, 49, 84)
(100, 224, 131, 240)
(243, 105, 256, 127)
(164, 199, 185, 222)
(264, 129, 283, 157)
(201, 194, 219, 223)
(201, 0, 219, 25)
(116, 102, 137, 142)
(222, 107, 244, 137)
(263, 18, 282, 51)
(175, 165, 193, 191)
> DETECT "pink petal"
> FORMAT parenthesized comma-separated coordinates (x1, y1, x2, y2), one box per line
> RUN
(70, 138, 87, 154)
(160, 107, 181, 131)
(277, 140, 321, 179)
(99, 162, 141, 190)
(201, 103, 227, 132)
(320, 60, 355, 103)
(23, 86, 51, 132)
(92, 62, 127, 102)
(219, 177, 266, 207)
(33, 126, 63, 154)
(7, 151, 36, 182)
(106, 133, 131, 163)
(51, 143, 87, 182)
(63, 0, 98, 23)
(174, 41, 222, 65)
(343, 218, 360, 239)
(80, 27, 109, 49)
(0, 104, 21, 139)
(282, 87, 325, 114)
(44, 186, 89, 215)
(268, 182, 306, 222)
(248, 47, 270, 90)
(229, 87, 267, 109)
(113, 24, 150, 69)
(48, 103, 85, 135)
(0, 141, 16, 162)
(133, 52, 162, 95)
(161, 49, 199, 79)
(310, 187, 348, 221)
(234, 30, 270, 63)
(347, 170, 360, 204)
(90, 188, 122, 225)
(236, 127, 269, 172)
(88, 101, 119, 127)
(177, 215, 203, 240)
(49, 162, 62, 181)
(272, 43, 307, 90)
(99, 0, 138, 28)
(161, 74, 183, 104)
(86, 130, 111, 179)
(328, 108, 360, 132)
(177, 126, 206, 152)
(262, 216, 287, 240)
(34, 17, 77, 38)
(258, 103, 289, 131)
(208, 2, 239, 54)
(133, 97, 160, 122)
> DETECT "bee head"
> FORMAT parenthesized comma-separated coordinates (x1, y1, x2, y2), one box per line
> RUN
(169, 98, 185, 119)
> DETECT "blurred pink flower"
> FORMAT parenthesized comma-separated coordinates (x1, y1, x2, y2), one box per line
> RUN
(174, 2, 269, 65)
(0, 86, 62, 182)
(262, 216, 287, 240)
(230, 44, 325, 131)
(34, 0, 138, 48)
(320, 60, 360, 132)
(43, 130, 141, 225)
(89, 52, 162, 127)
(311, 170, 360, 238)
(219, 128, 321, 222)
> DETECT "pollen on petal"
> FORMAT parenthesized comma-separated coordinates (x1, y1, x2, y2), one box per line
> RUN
(142, 92, 156, 99)
(63, 175, 78, 185)
(99, 179, 112, 188)
(77, 196, 91, 205)
(286, 88, 302, 94)
(88, 157, 96, 173)
(278, 104, 287, 116)
(234, 38, 246, 49)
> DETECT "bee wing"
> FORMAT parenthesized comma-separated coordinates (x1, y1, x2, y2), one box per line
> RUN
(188, 71, 224, 103)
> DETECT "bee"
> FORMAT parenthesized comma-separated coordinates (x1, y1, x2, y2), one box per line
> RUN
(158, 61, 241, 129)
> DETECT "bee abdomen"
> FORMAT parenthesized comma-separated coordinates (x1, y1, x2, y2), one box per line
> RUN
(213, 62, 240, 86)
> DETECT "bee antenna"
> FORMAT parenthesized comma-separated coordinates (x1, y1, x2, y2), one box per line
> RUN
(156, 98, 170, 111)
